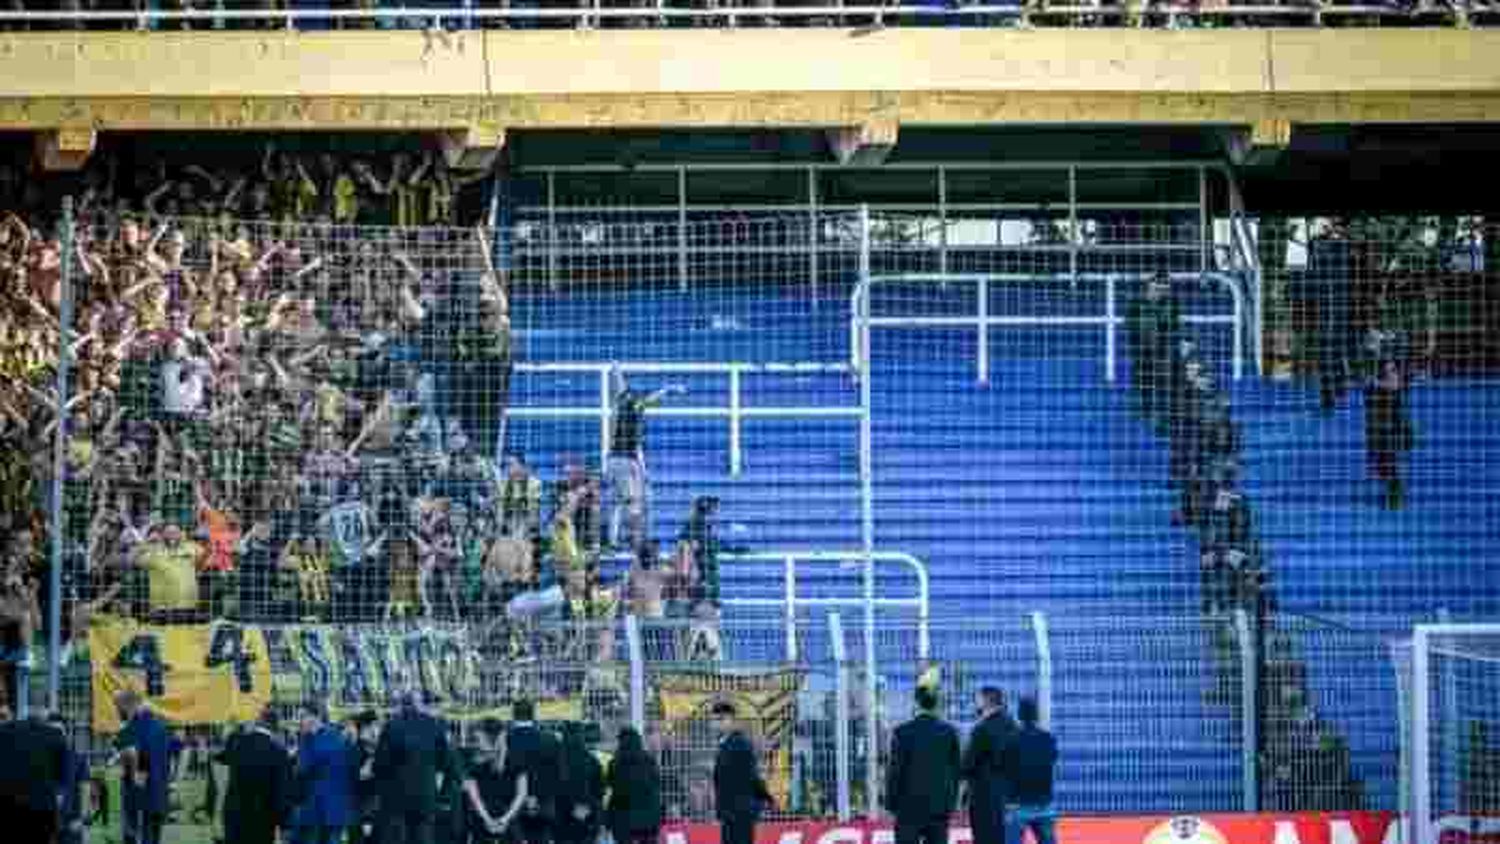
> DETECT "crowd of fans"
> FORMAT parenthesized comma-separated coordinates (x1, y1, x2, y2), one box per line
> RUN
(0, 144, 729, 708)
(0, 0, 1491, 30)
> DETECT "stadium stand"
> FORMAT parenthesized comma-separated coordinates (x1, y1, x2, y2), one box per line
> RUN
(1, 134, 1498, 830)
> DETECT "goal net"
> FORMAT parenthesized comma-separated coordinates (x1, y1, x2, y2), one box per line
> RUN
(1399, 624, 1500, 844)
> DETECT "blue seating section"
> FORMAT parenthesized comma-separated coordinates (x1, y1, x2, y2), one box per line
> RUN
(507, 286, 1500, 813)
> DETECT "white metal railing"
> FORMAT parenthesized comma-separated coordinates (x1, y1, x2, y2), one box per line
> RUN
(0, 5, 1480, 27)
(509, 360, 861, 477)
(600, 548, 930, 663)
(852, 270, 1247, 384)
(1030, 609, 1052, 731)
(1229, 213, 1265, 375)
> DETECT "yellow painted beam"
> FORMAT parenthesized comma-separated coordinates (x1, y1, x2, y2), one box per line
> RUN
(0, 30, 1497, 135)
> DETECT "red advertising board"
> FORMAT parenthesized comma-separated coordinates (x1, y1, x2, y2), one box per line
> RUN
(659, 813, 1402, 844)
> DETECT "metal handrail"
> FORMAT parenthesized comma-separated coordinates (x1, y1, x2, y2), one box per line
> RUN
(599, 548, 932, 663)
(509, 360, 859, 477)
(1229, 213, 1266, 376)
(852, 270, 1248, 383)
(0, 2, 1486, 25)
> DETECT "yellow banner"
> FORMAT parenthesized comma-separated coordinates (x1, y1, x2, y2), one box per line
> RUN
(259, 624, 587, 724)
(89, 616, 274, 732)
(656, 669, 802, 808)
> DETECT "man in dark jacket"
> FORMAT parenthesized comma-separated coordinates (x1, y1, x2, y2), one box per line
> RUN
(1127, 272, 1180, 429)
(1365, 358, 1414, 510)
(218, 708, 294, 844)
(885, 682, 961, 844)
(554, 724, 604, 844)
(54, 715, 90, 844)
(1000, 698, 1057, 844)
(606, 726, 661, 844)
(962, 687, 1017, 844)
(115, 690, 173, 844)
(506, 699, 561, 844)
(295, 701, 357, 844)
(1309, 222, 1356, 413)
(374, 691, 500, 844)
(0, 710, 71, 844)
(712, 701, 773, 844)
(346, 710, 383, 844)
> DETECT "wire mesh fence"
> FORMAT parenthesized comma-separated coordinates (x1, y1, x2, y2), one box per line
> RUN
(0, 201, 1495, 843)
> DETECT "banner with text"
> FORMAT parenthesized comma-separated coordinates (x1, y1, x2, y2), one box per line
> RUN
(657, 668, 803, 809)
(90, 619, 591, 731)
(90, 616, 274, 732)
(658, 813, 1401, 844)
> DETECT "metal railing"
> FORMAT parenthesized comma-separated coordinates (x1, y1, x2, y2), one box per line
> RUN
(596, 548, 931, 663)
(509, 360, 862, 477)
(852, 270, 1247, 384)
(0, 2, 1487, 28)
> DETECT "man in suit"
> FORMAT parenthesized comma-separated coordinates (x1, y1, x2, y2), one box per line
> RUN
(50, 714, 90, 844)
(296, 701, 358, 844)
(962, 687, 1017, 844)
(0, 710, 71, 844)
(712, 700, 773, 844)
(885, 680, 961, 844)
(505, 699, 560, 844)
(374, 691, 500, 844)
(219, 707, 294, 844)
(115, 690, 173, 844)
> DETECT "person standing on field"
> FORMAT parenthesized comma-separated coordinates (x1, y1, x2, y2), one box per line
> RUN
(1002, 698, 1058, 844)
(886, 675, 961, 844)
(712, 701, 774, 844)
(963, 687, 1017, 844)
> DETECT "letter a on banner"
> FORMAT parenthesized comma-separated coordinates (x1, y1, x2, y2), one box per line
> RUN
(340, 633, 372, 708)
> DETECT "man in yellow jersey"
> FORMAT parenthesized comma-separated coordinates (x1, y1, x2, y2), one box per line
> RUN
(131, 522, 203, 623)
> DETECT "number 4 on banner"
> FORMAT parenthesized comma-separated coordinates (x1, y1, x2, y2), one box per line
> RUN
(205, 622, 257, 694)
(112, 633, 170, 698)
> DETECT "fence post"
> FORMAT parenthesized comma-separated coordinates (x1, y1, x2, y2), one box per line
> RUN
(729, 367, 743, 477)
(1105, 275, 1117, 384)
(1437, 608, 1456, 822)
(830, 612, 852, 822)
(1412, 625, 1432, 844)
(976, 276, 989, 385)
(598, 367, 612, 465)
(677, 166, 689, 292)
(47, 196, 77, 715)
(784, 555, 798, 664)
(857, 203, 880, 817)
(625, 615, 646, 734)
(13, 663, 29, 720)
(1029, 611, 1052, 730)
(1234, 609, 1259, 811)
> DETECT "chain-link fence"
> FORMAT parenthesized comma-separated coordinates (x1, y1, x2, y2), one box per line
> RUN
(2, 200, 1495, 844)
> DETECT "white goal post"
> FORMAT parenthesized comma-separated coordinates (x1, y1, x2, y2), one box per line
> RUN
(1403, 623, 1500, 844)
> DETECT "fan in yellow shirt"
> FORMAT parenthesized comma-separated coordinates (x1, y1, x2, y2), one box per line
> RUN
(131, 523, 202, 621)
(281, 538, 332, 622)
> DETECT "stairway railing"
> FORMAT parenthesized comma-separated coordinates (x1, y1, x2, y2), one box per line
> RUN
(850, 270, 1247, 383)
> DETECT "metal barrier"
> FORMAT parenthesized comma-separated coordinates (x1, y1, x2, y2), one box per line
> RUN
(509, 360, 862, 477)
(596, 548, 931, 663)
(852, 270, 1247, 384)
